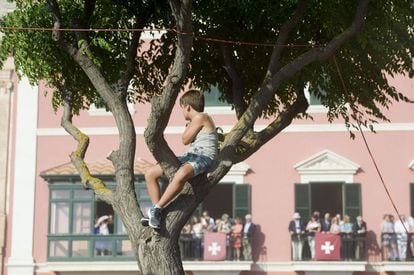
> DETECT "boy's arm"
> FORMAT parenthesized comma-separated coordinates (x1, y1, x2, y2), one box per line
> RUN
(182, 114, 204, 145)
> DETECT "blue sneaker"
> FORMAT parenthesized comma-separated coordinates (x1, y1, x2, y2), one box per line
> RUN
(147, 205, 162, 229)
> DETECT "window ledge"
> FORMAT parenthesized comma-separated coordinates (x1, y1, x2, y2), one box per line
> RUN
(88, 103, 135, 116)
(205, 106, 234, 115)
(36, 261, 253, 273)
(36, 261, 414, 274)
(307, 105, 328, 113)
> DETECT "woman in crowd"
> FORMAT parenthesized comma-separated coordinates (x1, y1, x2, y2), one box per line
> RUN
(191, 216, 204, 260)
(340, 214, 353, 260)
(179, 221, 193, 259)
(218, 213, 233, 260)
(330, 217, 341, 234)
(306, 214, 321, 259)
(231, 217, 243, 260)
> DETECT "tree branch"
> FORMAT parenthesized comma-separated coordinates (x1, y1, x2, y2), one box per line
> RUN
(49, 0, 137, 202)
(82, 0, 96, 28)
(232, 86, 309, 163)
(144, 0, 193, 178)
(221, 0, 370, 156)
(220, 44, 247, 119)
(266, 0, 310, 78)
(60, 90, 114, 204)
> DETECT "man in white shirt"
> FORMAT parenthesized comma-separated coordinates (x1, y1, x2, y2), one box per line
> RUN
(394, 215, 410, 261)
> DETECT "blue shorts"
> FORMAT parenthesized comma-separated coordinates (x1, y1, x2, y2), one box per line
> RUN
(178, 153, 214, 176)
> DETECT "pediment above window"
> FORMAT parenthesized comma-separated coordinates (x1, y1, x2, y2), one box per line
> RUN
(294, 150, 360, 183)
(409, 160, 414, 171)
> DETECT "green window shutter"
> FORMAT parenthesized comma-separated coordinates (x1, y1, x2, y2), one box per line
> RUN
(343, 183, 361, 221)
(410, 183, 414, 217)
(233, 184, 251, 219)
(294, 184, 310, 221)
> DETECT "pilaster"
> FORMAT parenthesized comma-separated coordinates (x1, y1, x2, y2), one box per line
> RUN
(6, 77, 38, 275)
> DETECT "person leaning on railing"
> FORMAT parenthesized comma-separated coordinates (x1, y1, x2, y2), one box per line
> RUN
(380, 214, 397, 261)
(340, 215, 354, 260)
(306, 214, 321, 260)
(394, 215, 410, 261)
(352, 216, 367, 260)
(288, 213, 306, 261)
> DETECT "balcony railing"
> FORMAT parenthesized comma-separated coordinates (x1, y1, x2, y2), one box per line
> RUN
(49, 232, 414, 262)
(290, 232, 367, 261)
(48, 234, 135, 261)
(381, 232, 414, 261)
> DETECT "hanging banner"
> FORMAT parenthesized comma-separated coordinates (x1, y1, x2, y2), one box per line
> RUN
(203, 232, 227, 261)
(315, 232, 341, 260)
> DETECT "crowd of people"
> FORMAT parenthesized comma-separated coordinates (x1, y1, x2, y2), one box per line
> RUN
(380, 214, 414, 261)
(289, 211, 367, 261)
(179, 210, 256, 261)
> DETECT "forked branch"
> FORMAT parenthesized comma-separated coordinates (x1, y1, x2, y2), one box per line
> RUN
(61, 91, 114, 205)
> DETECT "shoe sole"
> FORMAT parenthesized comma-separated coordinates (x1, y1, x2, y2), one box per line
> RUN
(148, 220, 160, 229)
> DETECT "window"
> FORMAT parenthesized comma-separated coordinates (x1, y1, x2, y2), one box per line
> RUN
(294, 183, 361, 221)
(204, 85, 229, 107)
(304, 83, 328, 113)
(196, 183, 251, 220)
(47, 177, 149, 261)
(202, 85, 233, 115)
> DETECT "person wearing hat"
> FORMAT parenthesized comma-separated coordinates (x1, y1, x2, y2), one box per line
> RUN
(94, 215, 113, 255)
(288, 212, 306, 261)
(242, 214, 256, 261)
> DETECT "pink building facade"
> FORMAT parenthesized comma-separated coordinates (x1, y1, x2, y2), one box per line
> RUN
(2, 65, 414, 275)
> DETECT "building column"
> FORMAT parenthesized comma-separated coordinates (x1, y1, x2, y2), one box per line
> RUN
(0, 57, 13, 275)
(6, 77, 38, 275)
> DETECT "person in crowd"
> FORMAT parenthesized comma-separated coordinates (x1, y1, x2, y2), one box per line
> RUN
(191, 216, 204, 260)
(353, 216, 367, 260)
(321, 212, 331, 233)
(394, 214, 410, 261)
(312, 211, 321, 223)
(288, 212, 306, 261)
(179, 221, 193, 259)
(340, 214, 354, 260)
(217, 213, 233, 260)
(306, 214, 321, 260)
(231, 217, 243, 260)
(242, 214, 256, 261)
(336, 213, 344, 226)
(381, 214, 397, 261)
(330, 217, 341, 234)
(94, 215, 113, 256)
(408, 216, 414, 259)
(201, 210, 216, 232)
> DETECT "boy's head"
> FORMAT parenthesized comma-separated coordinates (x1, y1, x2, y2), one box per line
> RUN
(179, 90, 204, 112)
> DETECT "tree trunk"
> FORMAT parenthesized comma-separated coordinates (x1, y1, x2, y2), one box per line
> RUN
(136, 237, 184, 275)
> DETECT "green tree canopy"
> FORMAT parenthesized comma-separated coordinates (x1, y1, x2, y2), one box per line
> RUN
(1, 1, 413, 122)
(1, 1, 413, 274)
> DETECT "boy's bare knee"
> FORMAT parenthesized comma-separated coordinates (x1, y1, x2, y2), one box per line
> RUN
(144, 165, 162, 181)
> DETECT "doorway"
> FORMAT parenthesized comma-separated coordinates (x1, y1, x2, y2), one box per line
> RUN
(203, 183, 233, 219)
(310, 183, 343, 216)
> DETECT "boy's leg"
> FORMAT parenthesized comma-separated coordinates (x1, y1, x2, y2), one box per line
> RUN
(157, 163, 195, 208)
(144, 164, 163, 204)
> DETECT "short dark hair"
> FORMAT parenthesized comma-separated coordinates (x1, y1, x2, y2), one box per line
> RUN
(179, 90, 204, 112)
